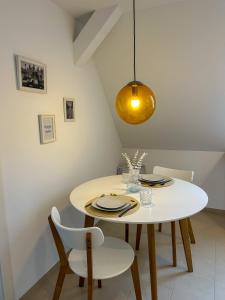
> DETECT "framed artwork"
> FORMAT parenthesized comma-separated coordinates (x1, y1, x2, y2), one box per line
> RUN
(63, 98, 75, 122)
(38, 115, 56, 144)
(15, 55, 47, 93)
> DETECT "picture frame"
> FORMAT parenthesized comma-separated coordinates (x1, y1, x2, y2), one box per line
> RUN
(15, 55, 47, 93)
(63, 98, 75, 122)
(38, 115, 56, 144)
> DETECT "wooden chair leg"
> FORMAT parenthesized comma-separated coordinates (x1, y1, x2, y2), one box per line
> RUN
(147, 224, 157, 300)
(135, 224, 142, 250)
(187, 218, 196, 244)
(79, 277, 85, 287)
(158, 223, 162, 232)
(171, 221, 177, 267)
(125, 224, 129, 242)
(48, 215, 71, 297)
(98, 280, 102, 288)
(179, 219, 193, 272)
(131, 256, 142, 300)
(52, 267, 66, 300)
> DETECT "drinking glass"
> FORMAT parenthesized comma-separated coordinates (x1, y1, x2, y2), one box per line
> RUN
(140, 188, 153, 207)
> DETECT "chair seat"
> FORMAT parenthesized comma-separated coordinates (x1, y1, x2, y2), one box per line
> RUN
(68, 237, 134, 280)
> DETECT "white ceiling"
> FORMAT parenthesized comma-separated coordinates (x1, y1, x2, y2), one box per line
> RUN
(52, 0, 186, 17)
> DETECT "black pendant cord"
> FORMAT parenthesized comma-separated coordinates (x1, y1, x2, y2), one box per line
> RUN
(133, 0, 136, 82)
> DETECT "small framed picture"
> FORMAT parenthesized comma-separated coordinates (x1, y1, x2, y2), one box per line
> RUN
(38, 115, 56, 144)
(63, 98, 75, 122)
(15, 55, 47, 93)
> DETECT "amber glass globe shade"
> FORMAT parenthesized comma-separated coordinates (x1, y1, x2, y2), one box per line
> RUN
(116, 81, 156, 124)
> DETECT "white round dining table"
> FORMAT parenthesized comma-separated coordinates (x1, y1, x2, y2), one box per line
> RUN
(70, 175, 208, 300)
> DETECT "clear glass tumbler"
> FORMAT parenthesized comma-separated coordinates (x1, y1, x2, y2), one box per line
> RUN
(140, 188, 153, 207)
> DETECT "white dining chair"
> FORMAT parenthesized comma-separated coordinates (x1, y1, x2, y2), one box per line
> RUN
(134, 166, 195, 267)
(49, 207, 142, 300)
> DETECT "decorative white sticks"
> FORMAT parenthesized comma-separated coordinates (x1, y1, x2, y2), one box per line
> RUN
(122, 150, 148, 170)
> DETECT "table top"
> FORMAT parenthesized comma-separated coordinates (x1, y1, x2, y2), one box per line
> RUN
(70, 175, 208, 224)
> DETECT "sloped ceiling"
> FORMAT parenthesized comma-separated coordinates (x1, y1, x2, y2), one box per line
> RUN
(52, 0, 186, 17)
(94, 0, 225, 151)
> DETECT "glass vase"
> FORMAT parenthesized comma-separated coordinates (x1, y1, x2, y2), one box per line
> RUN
(128, 168, 140, 184)
(127, 168, 141, 193)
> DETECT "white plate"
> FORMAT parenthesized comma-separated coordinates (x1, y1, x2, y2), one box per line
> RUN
(96, 196, 126, 209)
(92, 198, 129, 212)
(140, 174, 165, 182)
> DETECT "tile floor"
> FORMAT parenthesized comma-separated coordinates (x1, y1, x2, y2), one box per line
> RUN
(21, 211, 225, 300)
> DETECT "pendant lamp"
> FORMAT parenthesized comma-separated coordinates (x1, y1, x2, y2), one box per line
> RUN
(116, 0, 156, 125)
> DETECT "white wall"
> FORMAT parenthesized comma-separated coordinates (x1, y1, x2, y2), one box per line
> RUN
(94, 0, 225, 151)
(0, 163, 15, 300)
(94, 0, 225, 211)
(123, 148, 225, 210)
(0, 0, 121, 298)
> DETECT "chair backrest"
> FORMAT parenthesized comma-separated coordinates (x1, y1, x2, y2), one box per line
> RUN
(153, 166, 194, 182)
(51, 207, 104, 250)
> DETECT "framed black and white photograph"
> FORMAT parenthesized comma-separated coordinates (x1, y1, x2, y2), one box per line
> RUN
(63, 98, 75, 122)
(15, 55, 47, 93)
(38, 115, 56, 144)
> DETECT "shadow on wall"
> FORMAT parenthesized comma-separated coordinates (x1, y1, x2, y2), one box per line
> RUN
(14, 198, 85, 298)
(61, 203, 85, 228)
(201, 153, 225, 210)
(0, 165, 15, 300)
(0, 265, 5, 300)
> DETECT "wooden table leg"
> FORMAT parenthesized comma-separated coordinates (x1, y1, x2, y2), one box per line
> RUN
(158, 223, 162, 232)
(84, 215, 95, 227)
(125, 224, 129, 242)
(147, 224, 158, 300)
(79, 215, 95, 287)
(179, 218, 193, 272)
(135, 224, 142, 250)
(86, 232, 93, 300)
(187, 218, 196, 244)
(98, 280, 102, 288)
(171, 221, 177, 267)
